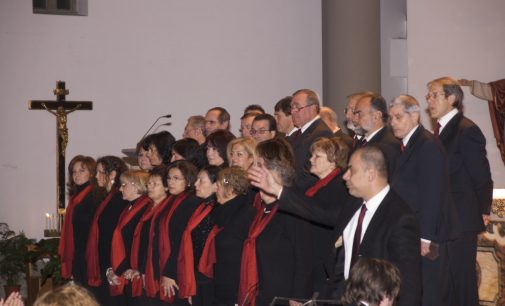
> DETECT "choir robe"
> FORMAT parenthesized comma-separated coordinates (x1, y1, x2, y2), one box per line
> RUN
(254, 205, 313, 306)
(92, 191, 129, 304)
(213, 194, 256, 306)
(72, 183, 102, 286)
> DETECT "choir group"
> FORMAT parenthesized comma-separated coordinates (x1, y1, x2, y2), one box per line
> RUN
(57, 77, 493, 306)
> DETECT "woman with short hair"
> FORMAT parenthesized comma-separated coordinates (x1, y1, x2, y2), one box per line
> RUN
(143, 131, 176, 166)
(107, 170, 152, 305)
(171, 138, 207, 170)
(208, 167, 256, 306)
(239, 138, 313, 306)
(227, 137, 256, 170)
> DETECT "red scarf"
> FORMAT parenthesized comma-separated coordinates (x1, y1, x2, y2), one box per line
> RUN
(252, 193, 262, 211)
(238, 205, 278, 306)
(177, 202, 214, 298)
(58, 184, 94, 279)
(109, 195, 152, 296)
(157, 192, 189, 302)
(129, 202, 156, 297)
(86, 189, 119, 286)
(144, 195, 174, 298)
(304, 167, 341, 198)
(198, 225, 222, 278)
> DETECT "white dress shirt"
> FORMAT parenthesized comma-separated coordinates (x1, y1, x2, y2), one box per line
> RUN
(437, 108, 458, 134)
(343, 185, 390, 278)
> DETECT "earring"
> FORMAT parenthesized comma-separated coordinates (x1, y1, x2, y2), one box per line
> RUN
(110, 179, 115, 185)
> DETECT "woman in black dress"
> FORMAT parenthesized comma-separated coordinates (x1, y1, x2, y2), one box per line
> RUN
(86, 156, 129, 304)
(239, 138, 313, 306)
(152, 161, 200, 305)
(211, 166, 256, 306)
(58, 155, 104, 286)
(107, 170, 152, 305)
(175, 165, 220, 306)
(144, 131, 176, 167)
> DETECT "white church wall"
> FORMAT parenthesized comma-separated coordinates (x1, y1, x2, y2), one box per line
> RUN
(407, 0, 505, 187)
(0, 0, 322, 238)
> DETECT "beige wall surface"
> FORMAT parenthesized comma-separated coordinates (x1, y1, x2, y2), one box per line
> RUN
(407, 0, 505, 187)
(0, 0, 322, 238)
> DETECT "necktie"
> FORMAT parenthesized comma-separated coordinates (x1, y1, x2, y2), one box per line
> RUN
(434, 122, 441, 138)
(400, 143, 405, 153)
(293, 129, 302, 140)
(351, 204, 367, 268)
(359, 137, 367, 147)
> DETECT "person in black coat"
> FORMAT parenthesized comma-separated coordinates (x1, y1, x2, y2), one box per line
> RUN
(270, 137, 356, 299)
(240, 139, 313, 306)
(86, 156, 129, 305)
(427, 77, 493, 306)
(107, 170, 152, 306)
(58, 155, 105, 287)
(211, 167, 256, 306)
(156, 161, 201, 305)
(249, 146, 421, 306)
(286, 89, 333, 190)
(389, 95, 461, 306)
(351, 92, 401, 178)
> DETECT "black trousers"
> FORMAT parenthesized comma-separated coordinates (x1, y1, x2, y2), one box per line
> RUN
(447, 234, 479, 306)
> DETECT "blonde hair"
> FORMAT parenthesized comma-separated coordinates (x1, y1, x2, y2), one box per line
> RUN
(120, 169, 149, 194)
(226, 137, 257, 165)
(33, 284, 99, 306)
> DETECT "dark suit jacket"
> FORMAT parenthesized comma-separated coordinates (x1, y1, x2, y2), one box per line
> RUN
(439, 112, 493, 233)
(287, 118, 333, 190)
(279, 173, 356, 293)
(256, 208, 313, 306)
(365, 127, 401, 179)
(391, 125, 460, 242)
(340, 190, 422, 306)
(334, 129, 354, 150)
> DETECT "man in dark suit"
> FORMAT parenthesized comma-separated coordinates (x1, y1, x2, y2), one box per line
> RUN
(427, 77, 493, 306)
(352, 93, 401, 178)
(247, 146, 422, 306)
(320, 106, 353, 148)
(389, 94, 461, 306)
(287, 89, 333, 190)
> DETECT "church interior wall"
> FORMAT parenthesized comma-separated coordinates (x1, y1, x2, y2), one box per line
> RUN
(0, 0, 322, 238)
(407, 0, 505, 187)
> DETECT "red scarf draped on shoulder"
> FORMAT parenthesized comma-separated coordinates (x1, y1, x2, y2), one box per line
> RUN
(58, 184, 93, 279)
(177, 201, 214, 298)
(238, 205, 278, 306)
(304, 167, 341, 198)
(198, 225, 222, 278)
(86, 189, 119, 286)
(109, 195, 152, 296)
(129, 201, 156, 297)
(157, 192, 189, 302)
(144, 195, 174, 298)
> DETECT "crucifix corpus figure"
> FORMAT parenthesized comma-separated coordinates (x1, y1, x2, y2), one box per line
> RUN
(29, 81, 93, 234)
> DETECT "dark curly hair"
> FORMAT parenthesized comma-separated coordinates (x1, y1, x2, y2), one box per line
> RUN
(96, 155, 128, 190)
(142, 131, 176, 165)
(166, 160, 198, 193)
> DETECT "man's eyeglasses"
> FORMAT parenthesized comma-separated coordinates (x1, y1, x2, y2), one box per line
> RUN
(250, 129, 271, 135)
(425, 91, 446, 100)
(291, 104, 313, 112)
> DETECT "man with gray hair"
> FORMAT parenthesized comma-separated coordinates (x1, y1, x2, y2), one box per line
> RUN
(389, 94, 461, 306)
(426, 76, 493, 306)
(287, 89, 333, 189)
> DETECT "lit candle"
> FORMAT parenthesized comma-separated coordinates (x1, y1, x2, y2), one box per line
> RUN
(45, 213, 50, 230)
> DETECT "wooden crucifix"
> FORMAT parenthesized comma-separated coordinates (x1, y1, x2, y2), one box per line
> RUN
(29, 81, 92, 233)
